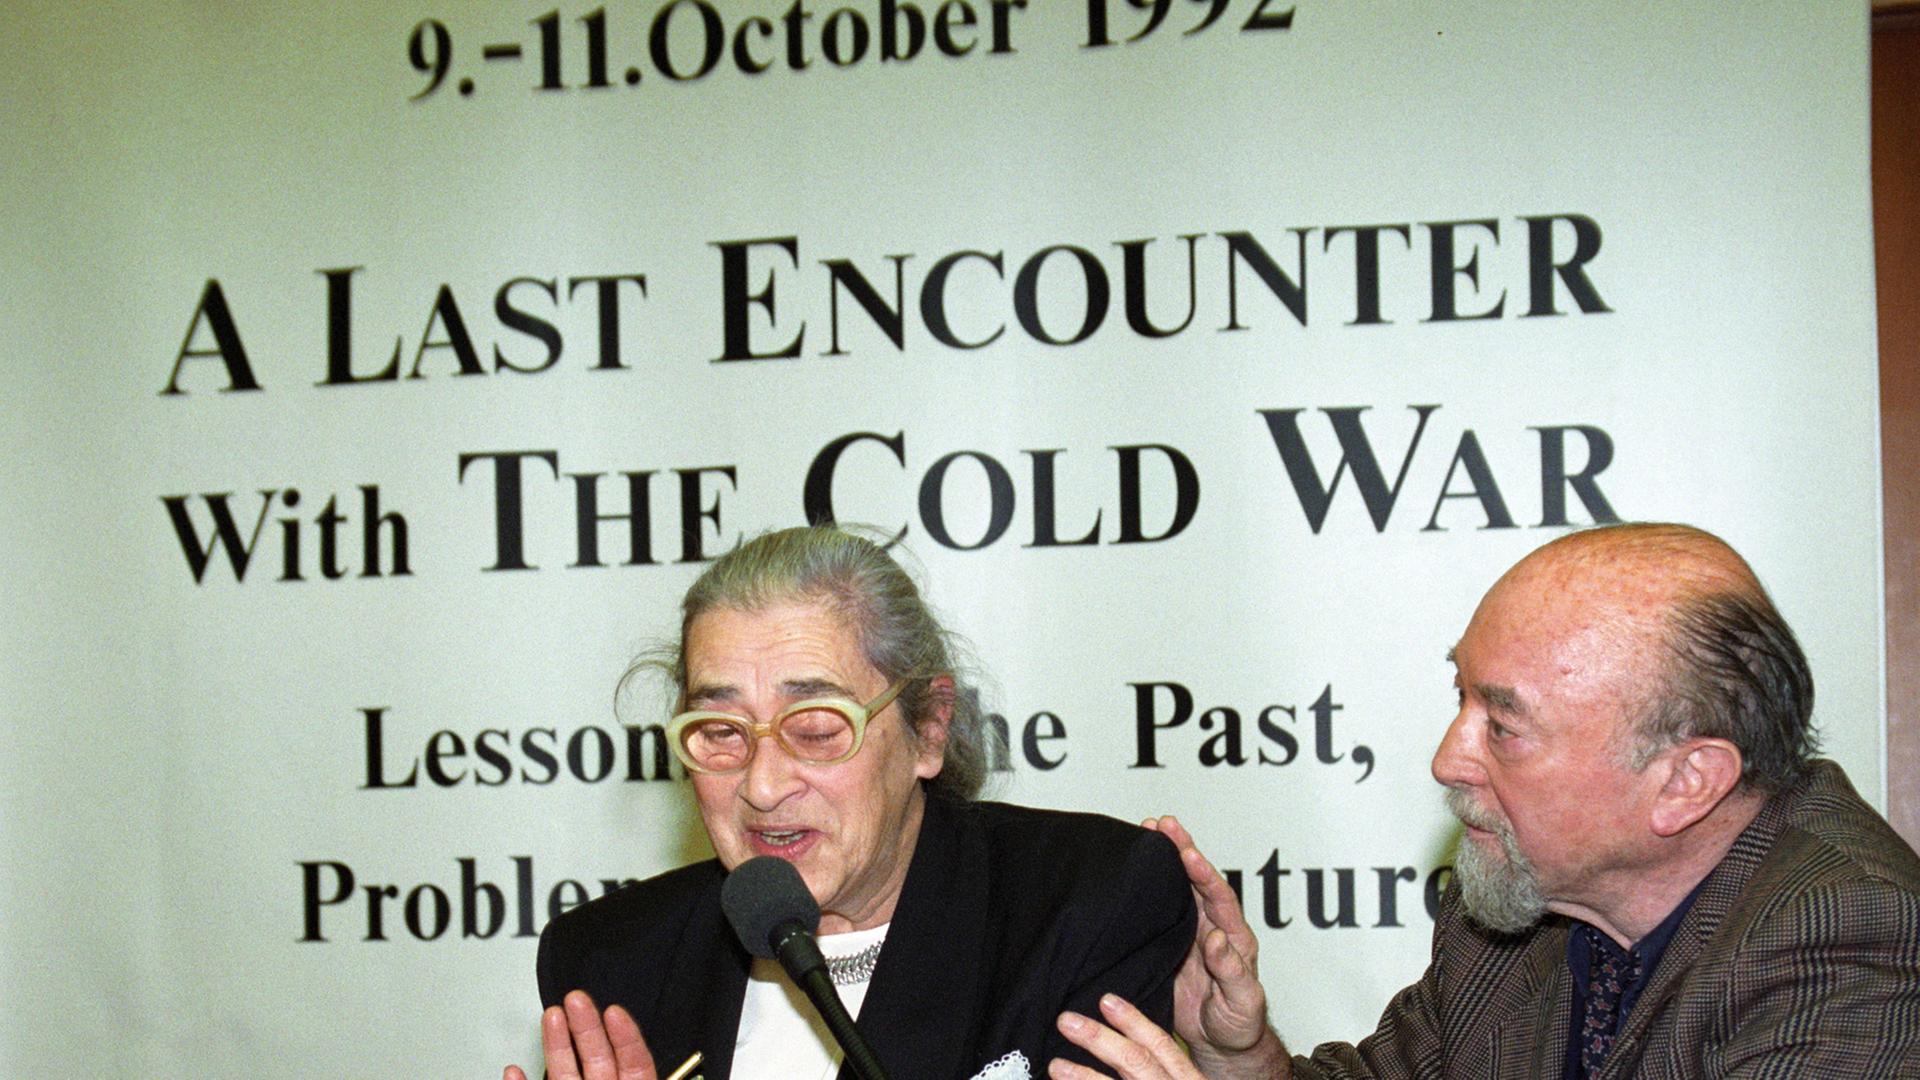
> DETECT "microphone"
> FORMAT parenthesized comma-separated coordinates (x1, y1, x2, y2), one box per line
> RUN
(721, 856, 891, 1080)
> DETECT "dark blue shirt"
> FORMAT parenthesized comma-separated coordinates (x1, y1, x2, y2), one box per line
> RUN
(1562, 879, 1706, 1080)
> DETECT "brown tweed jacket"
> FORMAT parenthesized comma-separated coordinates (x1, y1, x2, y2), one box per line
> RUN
(1294, 759, 1920, 1079)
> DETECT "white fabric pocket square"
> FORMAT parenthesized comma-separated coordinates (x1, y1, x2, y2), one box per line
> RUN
(968, 1050, 1031, 1080)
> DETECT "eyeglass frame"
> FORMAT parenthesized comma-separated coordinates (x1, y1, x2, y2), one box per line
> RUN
(666, 678, 912, 775)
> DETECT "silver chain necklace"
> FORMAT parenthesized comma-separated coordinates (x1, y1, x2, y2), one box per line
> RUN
(824, 940, 884, 986)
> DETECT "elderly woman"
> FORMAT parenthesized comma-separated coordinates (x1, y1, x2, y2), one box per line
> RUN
(504, 526, 1194, 1080)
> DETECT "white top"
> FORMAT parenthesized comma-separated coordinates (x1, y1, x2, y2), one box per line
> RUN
(729, 923, 889, 1080)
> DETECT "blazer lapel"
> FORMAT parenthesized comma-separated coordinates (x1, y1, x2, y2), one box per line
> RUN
(1599, 789, 1789, 1079)
(843, 794, 990, 1080)
(650, 877, 750, 1080)
(1492, 923, 1571, 1080)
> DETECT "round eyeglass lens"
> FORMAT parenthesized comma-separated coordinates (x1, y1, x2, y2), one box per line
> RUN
(778, 706, 857, 762)
(681, 719, 751, 771)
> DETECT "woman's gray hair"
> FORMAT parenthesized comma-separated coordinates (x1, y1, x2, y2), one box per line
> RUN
(633, 525, 990, 801)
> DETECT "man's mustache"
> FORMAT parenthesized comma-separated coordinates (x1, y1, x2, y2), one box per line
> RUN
(1445, 788, 1508, 836)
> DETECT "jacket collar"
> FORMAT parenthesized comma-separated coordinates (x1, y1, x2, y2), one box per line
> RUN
(656, 868, 750, 1080)
(840, 791, 986, 1080)
(1585, 768, 1803, 1078)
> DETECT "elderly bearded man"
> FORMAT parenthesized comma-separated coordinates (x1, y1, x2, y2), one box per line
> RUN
(1052, 523, 1920, 1080)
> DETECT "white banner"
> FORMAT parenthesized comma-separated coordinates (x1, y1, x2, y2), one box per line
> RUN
(0, 2, 1880, 1075)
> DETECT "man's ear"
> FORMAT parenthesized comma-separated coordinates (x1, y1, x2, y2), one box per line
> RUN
(913, 675, 956, 779)
(1648, 738, 1745, 837)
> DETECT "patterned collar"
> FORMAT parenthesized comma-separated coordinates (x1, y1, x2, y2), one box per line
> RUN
(1561, 877, 1708, 1078)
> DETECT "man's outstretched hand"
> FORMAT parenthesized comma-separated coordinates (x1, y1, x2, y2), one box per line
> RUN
(1145, 816, 1274, 1068)
(1051, 994, 1212, 1080)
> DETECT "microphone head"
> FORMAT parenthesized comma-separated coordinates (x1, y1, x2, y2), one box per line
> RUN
(721, 856, 821, 959)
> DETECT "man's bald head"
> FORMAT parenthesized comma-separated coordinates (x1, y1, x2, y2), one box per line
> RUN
(1497, 523, 1816, 793)
(1508, 522, 1765, 599)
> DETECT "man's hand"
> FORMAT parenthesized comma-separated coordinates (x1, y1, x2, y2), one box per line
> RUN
(1144, 816, 1273, 1067)
(1050, 994, 1210, 1080)
(1052, 994, 1292, 1080)
(503, 989, 657, 1080)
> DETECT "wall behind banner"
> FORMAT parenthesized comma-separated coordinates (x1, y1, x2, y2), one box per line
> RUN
(0, 2, 1883, 1075)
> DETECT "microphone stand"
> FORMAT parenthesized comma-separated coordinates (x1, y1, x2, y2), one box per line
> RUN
(772, 922, 890, 1080)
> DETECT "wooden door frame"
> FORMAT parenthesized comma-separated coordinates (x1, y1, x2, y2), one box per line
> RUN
(1873, 5, 1919, 847)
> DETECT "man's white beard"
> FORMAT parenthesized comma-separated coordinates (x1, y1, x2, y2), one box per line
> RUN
(1445, 788, 1548, 933)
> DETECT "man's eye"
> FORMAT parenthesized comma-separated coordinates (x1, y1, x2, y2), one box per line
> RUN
(1487, 719, 1511, 739)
